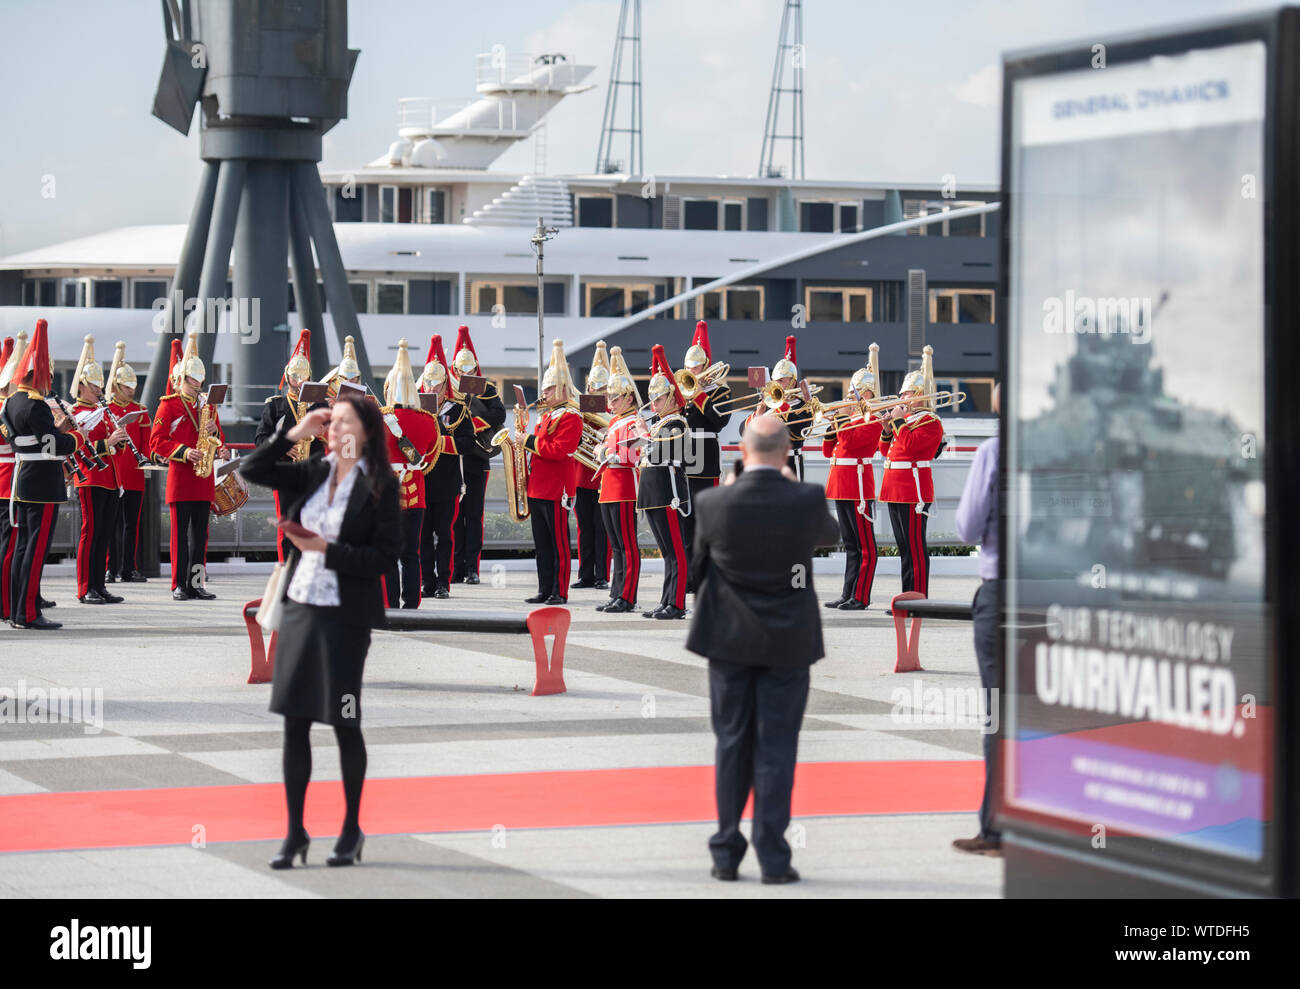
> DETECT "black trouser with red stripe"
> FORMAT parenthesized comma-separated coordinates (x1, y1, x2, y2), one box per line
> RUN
(10, 501, 57, 623)
(683, 476, 718, 589)
(169, 501, 210, 593)
(528, 496, 570, 600)
(600, 500, 639, 604)
(0, 503, 15, 620)
(108, 488, 143, 578)
(452, 461, 488, 579)
(574, 486, 609, 584)
(421, 498, 457, 594)
(386, 506, 424, 609)
(272, 490, 291, 563)
(835, 500, 878, 605)
(645, 506, 688, 610)
(887, 501, 932, 596)
(77, 485, 118, 598)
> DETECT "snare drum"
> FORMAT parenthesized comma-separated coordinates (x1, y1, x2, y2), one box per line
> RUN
(211, 471, 249, 517)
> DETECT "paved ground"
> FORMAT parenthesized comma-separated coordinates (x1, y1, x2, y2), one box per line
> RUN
(0, 561, 1002, 898)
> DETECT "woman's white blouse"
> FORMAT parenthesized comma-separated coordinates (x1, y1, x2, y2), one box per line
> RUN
(287, 456, 367, 607)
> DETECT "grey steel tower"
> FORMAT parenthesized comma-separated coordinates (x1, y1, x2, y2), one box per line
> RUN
(144, 0, 372, 418)
(594, 0, 644, 175)
(758, 0, 806, 180)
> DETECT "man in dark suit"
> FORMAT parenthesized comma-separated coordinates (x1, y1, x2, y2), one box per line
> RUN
(686, 413, 839, 884)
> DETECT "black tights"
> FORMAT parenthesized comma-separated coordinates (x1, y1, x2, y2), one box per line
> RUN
(282, 716, 367, 845)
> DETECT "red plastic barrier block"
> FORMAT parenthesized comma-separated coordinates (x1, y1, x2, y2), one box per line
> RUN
(890, 591, 926, 673)
(243, 599, 277, 685)
(526, 606, 570, 696)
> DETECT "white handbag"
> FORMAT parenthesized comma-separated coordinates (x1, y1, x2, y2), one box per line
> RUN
(257, 563, 288, 632)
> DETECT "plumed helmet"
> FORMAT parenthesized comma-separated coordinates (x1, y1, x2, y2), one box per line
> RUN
(106, 340, 136, 393)
(647, 344, 685, 407)
(850, 367, 876, 400)
(586, 340, 611, 393)
(772, 334, 797, 382)
(606, 346, 641, 405)
(451, 324, 479, 376)
(384, 339, 419, 409)
(71, 335, 104, 396)
(283, 328, 312, 388)
(540, 339, 577, 402)
(0, 330, 25, 391)
(178, 331, 205, 385)
(685, 320, 711, 370)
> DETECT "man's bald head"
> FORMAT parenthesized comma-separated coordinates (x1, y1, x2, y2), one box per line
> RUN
(743, 413, 790, 468)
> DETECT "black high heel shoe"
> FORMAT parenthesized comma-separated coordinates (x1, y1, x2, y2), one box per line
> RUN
(327, 830, 365, 867)
(269, 832, 310, 870)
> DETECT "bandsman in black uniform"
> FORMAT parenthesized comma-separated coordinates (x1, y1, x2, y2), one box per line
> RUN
(448, 325, 505, 584)
(419, 336, 475, 599)
(255, 329, 326, 562)
(3, 320, 76, 630)
(637, 345, 691, 620)
(742, 334, 815, 480)
(678, 320, 731, 590)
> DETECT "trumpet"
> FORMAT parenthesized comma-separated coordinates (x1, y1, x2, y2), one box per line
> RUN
(675, 362, 730, 401)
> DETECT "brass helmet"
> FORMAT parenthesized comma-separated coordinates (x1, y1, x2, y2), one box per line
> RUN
(70, 335, 104, 397)
(421, 334, 449, 392)
(586, 340, 610, 393)
(900, 344, 935, 409)
(177, 331, 205, 385)
(384, 339, 420, 409)
(607, 346, 641, 405)
(772, 334, 797, 382)
(0, 330, 29, 391)
(849, 367, 876, 401)
(106, 341, 137, 396)
(647, 344, 684, 406)
(336, 334, 361, 382)
(283, 328, 312, 389)
(451, 324, 479, 377)
(540, 339, 578, 403)
(684, 320, 711, 371)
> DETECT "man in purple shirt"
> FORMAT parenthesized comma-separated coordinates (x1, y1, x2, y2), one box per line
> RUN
(952, 384, 1001, 856)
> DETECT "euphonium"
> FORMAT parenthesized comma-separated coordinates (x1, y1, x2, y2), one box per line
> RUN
(491, 404, 531, 522)
(194, 399, 221, 478)
(575, 410, 610, 472)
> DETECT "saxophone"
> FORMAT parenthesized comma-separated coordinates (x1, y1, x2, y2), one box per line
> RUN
(291, 398, 311, 462)
(194, 399, 221, 478)
(491, 404, 531, 523)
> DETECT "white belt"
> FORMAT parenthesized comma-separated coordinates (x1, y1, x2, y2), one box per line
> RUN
(833, 458, 873, 515)
(15, 452, 63, 461)
(688, 430, 717, 439)
(886, 461, 930, 515)
(831, 458, 871, 466)
(0, 456, 13, 464)
(12, 436, 41, 448)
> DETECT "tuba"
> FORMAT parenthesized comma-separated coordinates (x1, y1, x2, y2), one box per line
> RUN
(492, 404, 531, 522)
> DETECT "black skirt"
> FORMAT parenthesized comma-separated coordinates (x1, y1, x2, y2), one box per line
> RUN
(270, 599, 372, 726)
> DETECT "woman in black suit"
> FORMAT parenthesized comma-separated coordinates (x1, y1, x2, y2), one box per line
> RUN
(239, 394, 400, 870)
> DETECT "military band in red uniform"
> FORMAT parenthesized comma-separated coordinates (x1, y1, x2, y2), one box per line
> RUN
(595, 345, 642, 613)
(105, 342, 152, 585)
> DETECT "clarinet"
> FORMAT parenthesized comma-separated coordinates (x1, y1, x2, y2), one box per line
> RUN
(98, 397, 149, 468)
(45, 404, 88, 484)
(49, 395, 109, 472)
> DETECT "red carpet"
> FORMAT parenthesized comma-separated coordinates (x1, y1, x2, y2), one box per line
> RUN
(0, 760, 981, 853)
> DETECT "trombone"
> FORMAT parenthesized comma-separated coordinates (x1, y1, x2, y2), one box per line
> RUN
(802, 390, 968, 439)
(713, 380, 821, 414)
(675, 361, 730, 401)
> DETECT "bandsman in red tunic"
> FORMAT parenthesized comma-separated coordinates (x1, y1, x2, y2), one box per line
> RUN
(822, 353, 884, 611)
(511, 339, 582, 605)
(380, 339, 442, 609)
(594, 346, 642, 613)
(572, 340, 611, 591)
(150, 331, 227, 600)
(68, 336, 128, 604)
(879, 345, 945, 598)
(104, 342, 153, 584)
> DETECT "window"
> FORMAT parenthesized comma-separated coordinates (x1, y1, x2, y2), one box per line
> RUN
(379, 185, 396, 223)
(470, 281, 564, 316)
(91, 279, 123, 309)
(397, 188, 413, 223)
(349, 282, 369, 314)
(62, 279, 84, 307)
(132, 279, 168, 310)
(930, 288, 995, 324)
(804, 286, 873, 322)
(583, 282, 658, 318)
(426, 189, 446, 224)
(693, 285, 765, 321)
(800, 202, 834, 233)
(697, 292, 722, 320)
(724, 202, 743, 231)
(21, 278, 57, 306)
(839, 204, 858, 233)
(376, 281, 407, 314)
(577, 196, 613, 228)
(747, 197, 768, 231)
(683, 199, 720, 231)
(904, 199, 988, 237)
(934, 377, 995, 414)
(334, 184, 363, 222)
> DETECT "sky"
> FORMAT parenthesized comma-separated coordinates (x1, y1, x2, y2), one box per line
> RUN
(0, 0, 1268, 256)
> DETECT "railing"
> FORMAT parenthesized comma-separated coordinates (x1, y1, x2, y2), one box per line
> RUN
(474, 52, 584, 91)
(398, 96, 521, 137)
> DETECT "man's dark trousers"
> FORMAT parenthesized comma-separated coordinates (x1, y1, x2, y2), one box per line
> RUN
(708, 658, 811, 876)
(973, 579, 1001, 841)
